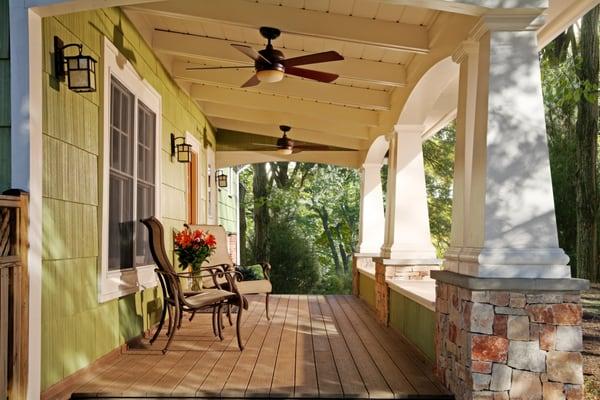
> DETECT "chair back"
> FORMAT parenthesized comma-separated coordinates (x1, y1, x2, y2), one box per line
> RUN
(141, 217, 182, 301)
(186, 224, 233, 267)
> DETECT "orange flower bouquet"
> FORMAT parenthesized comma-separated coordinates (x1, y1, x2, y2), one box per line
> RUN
(174, 228, 217, 290)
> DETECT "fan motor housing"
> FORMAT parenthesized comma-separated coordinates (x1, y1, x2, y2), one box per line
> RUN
(257, 47, 285, 73)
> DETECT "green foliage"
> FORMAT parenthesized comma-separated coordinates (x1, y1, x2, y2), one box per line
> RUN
(423, 126, 456, 257)
(268, 221, 320, 294)
(238, 264, 264, 281)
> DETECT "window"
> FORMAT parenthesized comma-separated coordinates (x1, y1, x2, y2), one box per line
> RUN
(100, 38, 161, 302)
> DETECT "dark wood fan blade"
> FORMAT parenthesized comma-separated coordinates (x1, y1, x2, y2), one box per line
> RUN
(241, 74, 260, 88)
(283, 51, 343, 67)
(186, 65, 255, 70)
(231, 44, 271, 64)
(285, 66, 339, 83)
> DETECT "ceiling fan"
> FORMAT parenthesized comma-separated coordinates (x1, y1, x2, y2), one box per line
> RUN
(253, 125, 335, 155)
(186, 26, 344, 88)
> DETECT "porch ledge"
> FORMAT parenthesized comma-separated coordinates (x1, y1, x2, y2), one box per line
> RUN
(431, 270, 590, 292)
(357, 265, 376, 279)
(373, 257, 442, 266)
(387, 279, 436, 311)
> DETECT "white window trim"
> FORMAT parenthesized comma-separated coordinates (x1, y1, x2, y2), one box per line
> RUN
(206, 143, 217, 224)
(186, 132, 202, 223)
(99, 37, 162, 303)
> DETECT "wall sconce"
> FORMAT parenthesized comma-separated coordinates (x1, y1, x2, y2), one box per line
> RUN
(54, 36, 97, 92)
(216, 170, 228, 188)
(170, 133, 192, 163)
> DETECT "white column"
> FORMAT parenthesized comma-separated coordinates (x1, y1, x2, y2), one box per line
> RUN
(380, 125, 437, 262)
(9, 1, 43, 398)
(446, 15, 570, 279)
(357, 163, 385, 254)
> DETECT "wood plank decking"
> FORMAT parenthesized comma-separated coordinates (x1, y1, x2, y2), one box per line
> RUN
(50, 295, 451, 399)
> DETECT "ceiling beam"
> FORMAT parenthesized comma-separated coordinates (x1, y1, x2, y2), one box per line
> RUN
(152, 30, 407, 88)
(173, 63, 390, 110)
(189, 85, 380, 127)
(377, 0, 547, 16)
(199, 102, 370, 140)
(210, 117, 367, 150)
(217, 151, 361, 169)
(126, 0, 429, 54)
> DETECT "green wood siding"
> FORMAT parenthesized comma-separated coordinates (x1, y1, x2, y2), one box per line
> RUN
(41, 8, 216, 390)
(0, 0, 10, 191)
(218, 168, 238, 233)
(389, 290, 435, 362)
(358, 273, 376, 309)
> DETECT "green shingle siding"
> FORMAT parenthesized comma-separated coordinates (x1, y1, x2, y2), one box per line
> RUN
(41, 7, 215, 391)
(389, 290, 436, 361)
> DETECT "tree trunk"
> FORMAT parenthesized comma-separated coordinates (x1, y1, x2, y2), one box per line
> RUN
(575, 5, 599, 281)
(239, 181, 247, 265)
(253, 163, 270, 263)
(316, 206, 342, 273)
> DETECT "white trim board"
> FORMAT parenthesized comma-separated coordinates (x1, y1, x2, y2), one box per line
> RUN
(99, 37, 161, 303)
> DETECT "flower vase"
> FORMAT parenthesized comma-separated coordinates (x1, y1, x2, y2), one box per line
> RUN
(186, 264, 203, 292)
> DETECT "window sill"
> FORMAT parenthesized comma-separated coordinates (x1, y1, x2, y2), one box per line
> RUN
(98, 264, 158, 303)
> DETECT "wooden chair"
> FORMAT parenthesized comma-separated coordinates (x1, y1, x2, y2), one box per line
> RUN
(186, 224, 273, 319)
(141, 217, 246, 352)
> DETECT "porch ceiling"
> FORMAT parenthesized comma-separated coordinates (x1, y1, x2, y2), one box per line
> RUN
(122, 0, 592, 161)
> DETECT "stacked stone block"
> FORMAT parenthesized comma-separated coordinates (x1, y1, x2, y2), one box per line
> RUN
(435, 282, 584, 400)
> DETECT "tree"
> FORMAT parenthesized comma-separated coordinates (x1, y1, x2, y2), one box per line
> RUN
(252, 163, 270, 263)
(574, 6, 599, 281)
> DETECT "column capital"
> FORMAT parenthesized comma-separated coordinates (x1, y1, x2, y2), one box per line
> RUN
(393, 124, 424, 136)
(469, 12, 545, 40)
(452, 40, 479, 64)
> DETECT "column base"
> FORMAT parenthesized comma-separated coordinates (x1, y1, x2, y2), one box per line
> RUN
(443, 246, 572, 278)
(433, 271, 589, 400)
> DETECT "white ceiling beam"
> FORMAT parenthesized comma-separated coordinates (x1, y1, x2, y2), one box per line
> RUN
(175, 63, 390, 110)
(152, 30, 407, 88)
(189, 85, 380, 127)
(199, 102, 370, 140)
(217, 151, 361, 169)
(377, 0, 547, 16)
(210, 117, 367, 150)
(126, 0, 429, 53)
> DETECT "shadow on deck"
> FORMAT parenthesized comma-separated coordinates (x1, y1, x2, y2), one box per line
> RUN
(54, 295, 451, 399)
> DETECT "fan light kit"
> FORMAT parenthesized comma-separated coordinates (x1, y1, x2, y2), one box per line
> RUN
(187, 26, 344, 88)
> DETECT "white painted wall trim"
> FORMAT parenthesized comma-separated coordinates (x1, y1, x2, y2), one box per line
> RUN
(99, 37, 161, 302)
(386, 279, 436, 312)
(9, 2, 42, 397)
(357, 265, 376, 280)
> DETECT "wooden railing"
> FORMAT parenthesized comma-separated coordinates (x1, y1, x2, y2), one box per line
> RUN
(0, 191, 29, 400)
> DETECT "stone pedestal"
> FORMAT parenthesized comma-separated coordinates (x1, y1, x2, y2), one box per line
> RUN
(433, 271, 589, 400)
(373, 257, 441, 325)
(352, 253, 376, 296)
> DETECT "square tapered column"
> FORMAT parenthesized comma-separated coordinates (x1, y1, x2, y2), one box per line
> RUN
(380, 125, 438, 263)
(434, 15, 588, 400)
(357, 163, 385, 255)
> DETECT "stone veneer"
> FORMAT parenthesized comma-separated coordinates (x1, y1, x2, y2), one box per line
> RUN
(435, 280, 586, 400)
(373, 257, 440, 325)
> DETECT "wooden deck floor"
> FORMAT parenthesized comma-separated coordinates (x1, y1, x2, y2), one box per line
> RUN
(56, 295, 450, 399)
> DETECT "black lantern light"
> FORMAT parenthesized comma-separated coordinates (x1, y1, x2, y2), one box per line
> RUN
(54, 36, 97, 92)
(170, 133, 192, 163)
(216, 170, 228, 188)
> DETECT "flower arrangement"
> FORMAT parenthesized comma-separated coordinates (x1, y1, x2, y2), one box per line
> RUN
(173, 227, 217, 274)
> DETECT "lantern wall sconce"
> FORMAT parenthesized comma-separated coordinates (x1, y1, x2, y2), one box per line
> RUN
(170, 133, 192, 163)
(54, 36, 97, 92)
(216, 170, 228, 188)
